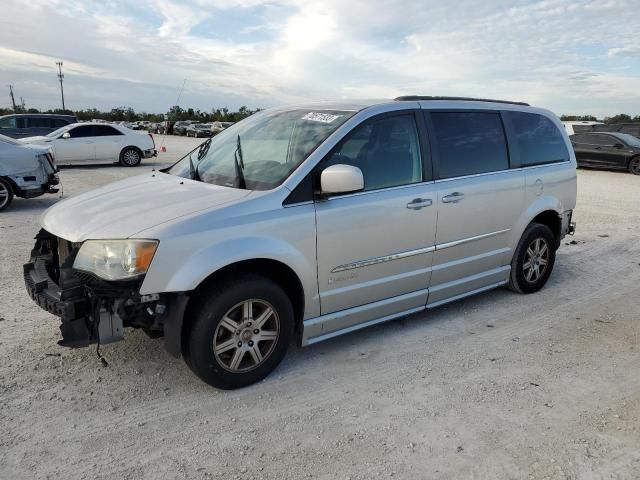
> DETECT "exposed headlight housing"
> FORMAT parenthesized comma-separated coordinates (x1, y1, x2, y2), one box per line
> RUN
(73, 240, 159, 281)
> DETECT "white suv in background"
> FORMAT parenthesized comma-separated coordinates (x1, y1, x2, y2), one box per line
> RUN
(24, 97, 577, 389)
(19, 123, 156, 166)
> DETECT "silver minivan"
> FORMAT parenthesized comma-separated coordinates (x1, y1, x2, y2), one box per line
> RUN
(24, 97, 576, 389)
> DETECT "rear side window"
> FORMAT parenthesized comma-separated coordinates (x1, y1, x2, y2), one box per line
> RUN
(326, 114, 423, 191)
(587, 134, 616, 146)
(53, 118, 71, 128)
(93, 125, 122, 136)
(570, 134, 589, 144)
(27, 117, 52, 128)
(431, 112, 508, 179)
(508, 112, 569, 166)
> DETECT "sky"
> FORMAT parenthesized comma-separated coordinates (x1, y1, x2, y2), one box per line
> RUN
(1, 0, 639, 118)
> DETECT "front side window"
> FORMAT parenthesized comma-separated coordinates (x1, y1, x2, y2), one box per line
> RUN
(324, 114, 423, 191)
(508, 112, 569, 166)
(68, 126, 94, 138)
(168, 109, 356, 190)
(612, 133, 640, 148)
(431, 112, 508, 179)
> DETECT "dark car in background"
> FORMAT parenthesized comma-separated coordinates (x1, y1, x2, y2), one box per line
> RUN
(571, 132, 640, 175)
(0, 114, 77, 139)
(185, 123, 213, 138)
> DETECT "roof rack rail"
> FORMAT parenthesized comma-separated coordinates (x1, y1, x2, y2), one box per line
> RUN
(394, 96, 530, 106)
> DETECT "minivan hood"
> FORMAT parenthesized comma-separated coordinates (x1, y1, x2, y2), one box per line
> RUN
(41, 173, 252, 242)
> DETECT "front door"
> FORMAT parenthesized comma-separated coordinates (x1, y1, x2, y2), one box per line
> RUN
(314, 112, 437, 332)
(53, 125, 96, 163)
(426, 110, 524, 306)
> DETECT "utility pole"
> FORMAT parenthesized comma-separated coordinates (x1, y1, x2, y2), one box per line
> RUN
(56, 61, 66, 112)
(9, 85, 17, 112)
(20, 97, 25, 110)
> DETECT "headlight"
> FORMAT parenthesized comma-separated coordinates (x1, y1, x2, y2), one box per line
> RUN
(73, 240, 159, 281)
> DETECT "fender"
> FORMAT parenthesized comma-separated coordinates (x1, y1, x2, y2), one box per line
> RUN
(140, 235, 319, 315)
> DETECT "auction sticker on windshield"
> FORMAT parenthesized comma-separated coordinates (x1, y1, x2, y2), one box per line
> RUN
(301, 112, 343, 123)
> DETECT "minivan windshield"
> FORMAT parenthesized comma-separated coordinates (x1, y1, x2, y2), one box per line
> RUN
(167, 108, 356, 190)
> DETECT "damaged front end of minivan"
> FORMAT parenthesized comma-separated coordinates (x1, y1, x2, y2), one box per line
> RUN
(23, 230, 187, 353)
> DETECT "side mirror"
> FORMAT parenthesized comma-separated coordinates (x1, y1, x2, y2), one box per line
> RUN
(61, 132, 71, 139)
(613, 143, 624, 149)
(320, 164, 364, 195)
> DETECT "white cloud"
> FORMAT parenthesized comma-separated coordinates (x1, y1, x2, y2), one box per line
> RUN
(0, 0, 638, 117)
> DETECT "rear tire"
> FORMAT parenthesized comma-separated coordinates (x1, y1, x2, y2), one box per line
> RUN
(629, 156, 640, 175)
(120, 147, 142, 167)
(508, 223, 556, 294)
(185, 275, 294, 389)
(0, 177, 14, 212)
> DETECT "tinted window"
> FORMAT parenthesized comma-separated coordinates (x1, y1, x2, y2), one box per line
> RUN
(53, 118, 71, 128)
(0, 117, 17, 129)
(93, 125, 122, 136)
(587, 135, 616, 146)
(431, 112, 508, 178)
(570, 134, 590, 144)
(509, 112, 569, 166)
(27, 117, 52, 128)
(68, 125, 94, 138)
(326, 114, 423, 191)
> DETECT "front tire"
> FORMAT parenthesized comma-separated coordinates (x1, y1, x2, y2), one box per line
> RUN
(629, 156, 640, 175)
(186, 275, 294, 389)
(508, 223, 556, 294)
(0, 177, 14, 212)
(120, 147, 142, 167)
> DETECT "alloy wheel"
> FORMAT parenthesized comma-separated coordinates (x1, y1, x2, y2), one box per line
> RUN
(213, 299, 280, 373)
(630, 157, 640, 175)
(122, 149, 140, 166)
(0, 182, 9, 209)
(523, 237, 549, 283)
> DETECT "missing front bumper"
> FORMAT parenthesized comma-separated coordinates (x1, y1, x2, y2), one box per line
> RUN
(24, 230, 188, 353)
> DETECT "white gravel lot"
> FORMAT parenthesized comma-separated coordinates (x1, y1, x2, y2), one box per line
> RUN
(1, 135, 639, 479)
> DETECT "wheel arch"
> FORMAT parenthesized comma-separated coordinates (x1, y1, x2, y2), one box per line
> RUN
(0, 175, 18, 195)
(120, 145, 143, 158)
(178, 258, 306, 357)
(512, 197, 565, 252)
(530, 210, 561, 245)
(628, 154, 640, 172)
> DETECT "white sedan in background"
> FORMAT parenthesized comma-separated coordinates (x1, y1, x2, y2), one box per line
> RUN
(20, 123, 156, 166)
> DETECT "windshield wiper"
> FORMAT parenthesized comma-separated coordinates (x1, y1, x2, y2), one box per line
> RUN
(234, 134, 247, 189)
(189, 152, 201, 181)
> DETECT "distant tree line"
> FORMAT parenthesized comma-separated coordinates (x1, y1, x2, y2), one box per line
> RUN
(560, 114, 640, 123)
(0, 105, 260, 123)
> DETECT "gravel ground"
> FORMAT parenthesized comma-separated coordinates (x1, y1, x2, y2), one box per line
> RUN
(1, 135, 639, 479)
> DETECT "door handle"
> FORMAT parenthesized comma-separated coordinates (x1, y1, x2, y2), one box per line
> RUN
(442, 192, 465, 203)
(406, 198, 432, 210)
